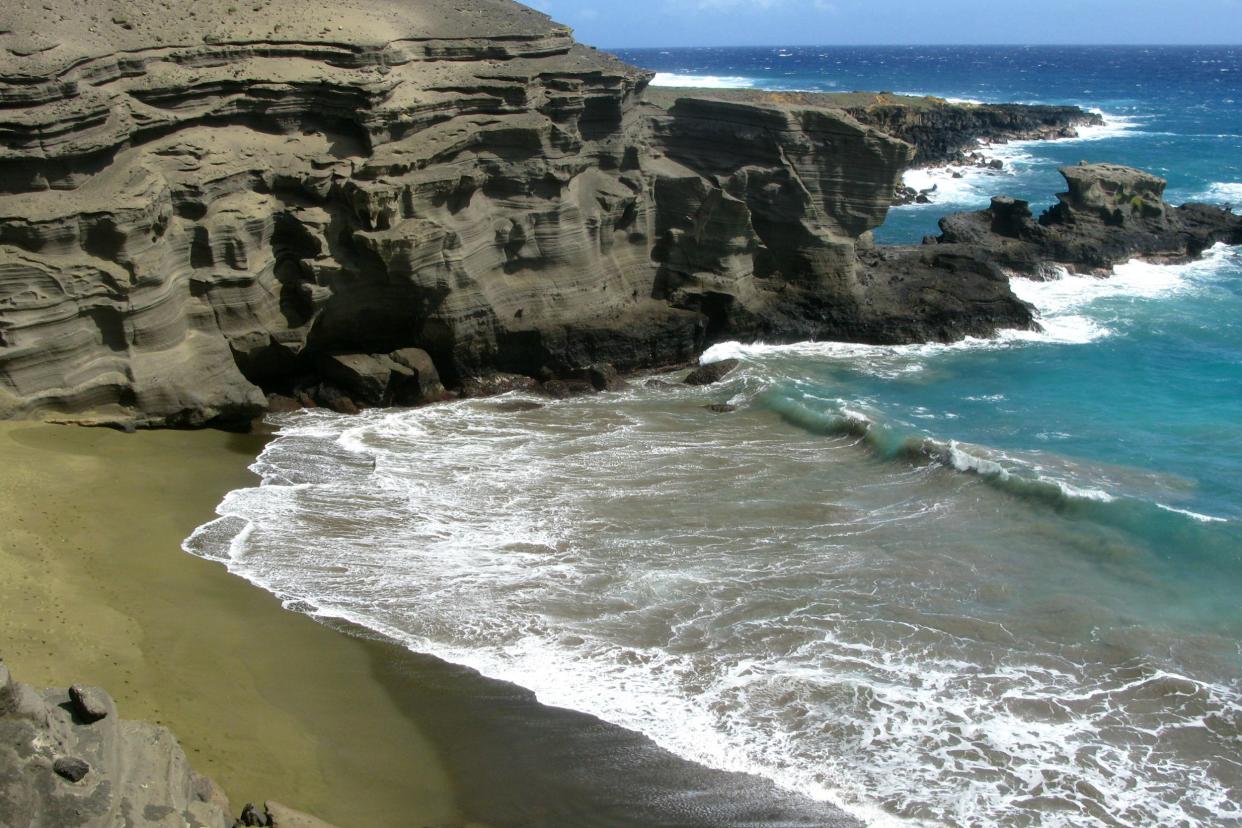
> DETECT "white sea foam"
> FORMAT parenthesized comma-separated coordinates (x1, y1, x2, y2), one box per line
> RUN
(895, 110, 1141, 210)
(893, 91, 989, 105)
(1190, 181, 1242, 204)
(700, 246, 1237, 418)
(650, 72, 755, 88)
(946, 441, 1117, 502)
(1011, 243, 1236, 320)
(947, 440, 1010, 478)
(1073, 109, 1144, 141)
(180, 186, 1240, 828)
(1156, 503, 1229, 523)
(185, 397, 1242, 828)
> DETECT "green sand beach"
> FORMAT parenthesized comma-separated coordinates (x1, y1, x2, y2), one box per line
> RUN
(0, 422, 461, 827)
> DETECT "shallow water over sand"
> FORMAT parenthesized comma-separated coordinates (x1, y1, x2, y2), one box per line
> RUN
(188, 265, 1242, 824)
(191, 45, 1242, 826)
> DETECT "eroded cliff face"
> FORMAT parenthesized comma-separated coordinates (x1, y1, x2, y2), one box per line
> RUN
(0, 660, 235, 828)
(0, 0, 1000, 427)
(0, 659, 340, 828)
(647, 97, 919, 342)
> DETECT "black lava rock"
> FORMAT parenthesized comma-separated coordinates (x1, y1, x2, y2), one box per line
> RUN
(68, 685, 109, 723)
(53, 757, 90, 783)
(684, 359, 740, 386)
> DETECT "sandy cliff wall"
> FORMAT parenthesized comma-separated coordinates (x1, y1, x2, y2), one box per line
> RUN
(0, 0, 1025, 427)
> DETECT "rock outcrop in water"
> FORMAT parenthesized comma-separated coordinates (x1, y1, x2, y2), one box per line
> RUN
(929, 163, 1242, 275)
(848, 163, 1242, 343)
(0, 659, 335, 827)
(0, 0, 1047, 428)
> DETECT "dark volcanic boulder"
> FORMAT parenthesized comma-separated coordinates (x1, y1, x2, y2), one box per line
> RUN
(685, 359, 740, 385)
(459, 374, 541, 399)
(52, 757, 90, 783)
(68, 684, 111, 724)
(855, 246, 1037, 342)
(319, 349, 445, 408)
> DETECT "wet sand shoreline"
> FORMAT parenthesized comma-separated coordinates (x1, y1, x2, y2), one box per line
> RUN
(0, 422, 459, 826)
(0, 420, 857, 827)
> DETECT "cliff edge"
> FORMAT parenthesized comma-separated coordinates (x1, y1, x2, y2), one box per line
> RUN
(0, 0, 1039, 427)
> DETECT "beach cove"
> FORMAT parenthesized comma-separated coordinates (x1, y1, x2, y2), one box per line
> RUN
(0, 0, 1240, 820)
(1, 422, 863, 826)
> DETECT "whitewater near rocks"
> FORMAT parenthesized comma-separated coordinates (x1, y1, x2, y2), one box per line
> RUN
(188, 241, 1242, 824)
(186, 43, 1242, 828)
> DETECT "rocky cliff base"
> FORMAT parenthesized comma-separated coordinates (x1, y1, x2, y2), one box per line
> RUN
(925, 162, 1242, 274)
(856, 163, 1242, 343)
(0, 0, 1237, 429)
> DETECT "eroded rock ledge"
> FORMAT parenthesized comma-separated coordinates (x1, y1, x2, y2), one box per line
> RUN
(643, 87, 1103, 167)
(0, 659, 336, 828)
(0, 0, 1237, 428)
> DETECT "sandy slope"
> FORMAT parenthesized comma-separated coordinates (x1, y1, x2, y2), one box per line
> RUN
(0, 422, 460, 826)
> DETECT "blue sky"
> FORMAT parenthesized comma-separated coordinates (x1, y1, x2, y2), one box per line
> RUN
(523, 0, 1242, 48)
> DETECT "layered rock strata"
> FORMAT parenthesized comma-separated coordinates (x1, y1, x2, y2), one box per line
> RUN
(0, 1, 1236, 427)
(0, 0, 1029, 427)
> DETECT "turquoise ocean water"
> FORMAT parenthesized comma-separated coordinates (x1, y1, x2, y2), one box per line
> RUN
(189, 48, 1242, 826)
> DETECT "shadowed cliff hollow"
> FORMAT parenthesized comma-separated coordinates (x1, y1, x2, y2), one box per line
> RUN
(0, 0, 1047, 427)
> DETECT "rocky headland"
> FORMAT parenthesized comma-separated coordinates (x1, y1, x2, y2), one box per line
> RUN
(5, 0, 1228, 428)
(856, 162, 1242, 342)
(644, 86, 1104, 174)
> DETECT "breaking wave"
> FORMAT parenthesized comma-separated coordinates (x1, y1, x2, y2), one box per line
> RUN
(650, 72, 755, 88)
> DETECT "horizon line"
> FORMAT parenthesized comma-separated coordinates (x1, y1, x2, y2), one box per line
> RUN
(601, 42, 1242, 50)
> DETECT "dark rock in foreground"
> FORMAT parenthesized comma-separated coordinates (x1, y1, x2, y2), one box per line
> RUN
(684, 359, 740, 385)
(0, 659, 338, 828)
(51, 757, 90, 783)
(68, 683, 112, 723)
(1, 659, 234, 827)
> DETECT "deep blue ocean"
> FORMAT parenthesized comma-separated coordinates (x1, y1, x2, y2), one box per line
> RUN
(193, 48, 1242, 826)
